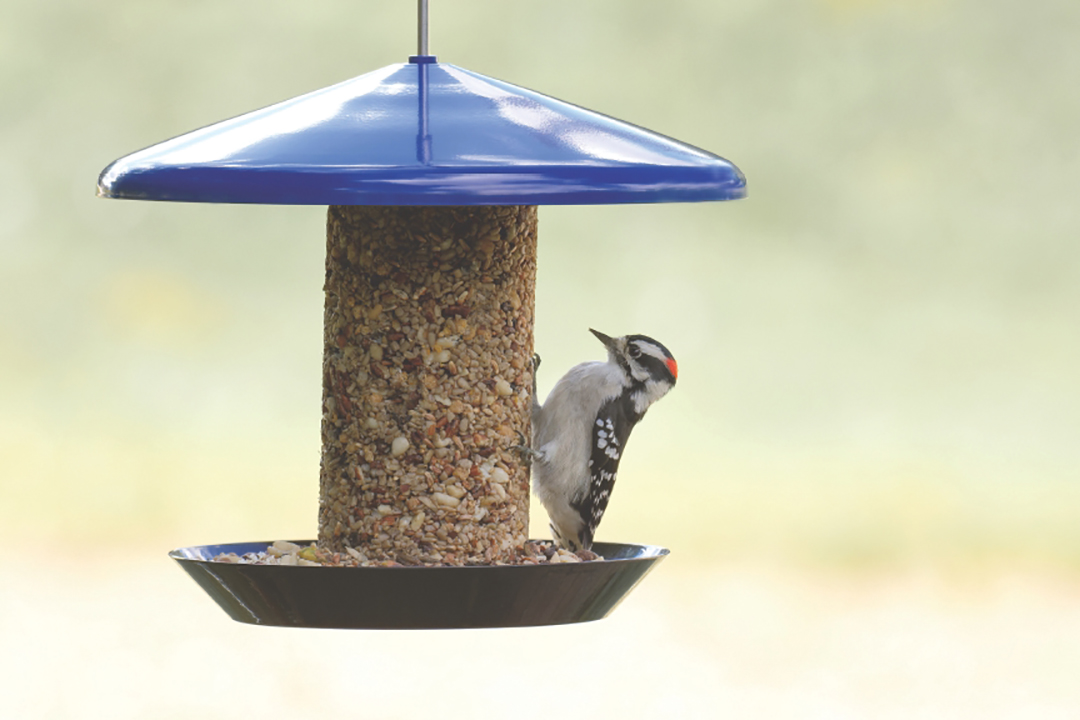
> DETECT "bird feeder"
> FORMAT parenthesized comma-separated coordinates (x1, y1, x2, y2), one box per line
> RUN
(97, 2, 745, 629)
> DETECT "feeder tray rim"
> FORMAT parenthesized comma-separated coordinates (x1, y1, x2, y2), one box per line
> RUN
(168, 539, 670, 567)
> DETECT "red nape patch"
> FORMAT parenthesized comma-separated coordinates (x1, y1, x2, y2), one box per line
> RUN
(666, 357, 678, 379)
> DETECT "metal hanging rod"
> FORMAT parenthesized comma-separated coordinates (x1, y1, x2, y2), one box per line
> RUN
(418, 0, 430, 56)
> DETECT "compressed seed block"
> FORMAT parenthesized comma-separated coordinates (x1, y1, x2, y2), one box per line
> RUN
(319, 205, 537, 565)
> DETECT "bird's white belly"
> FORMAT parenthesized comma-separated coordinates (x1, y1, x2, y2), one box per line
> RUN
(531, 361, 624, 534)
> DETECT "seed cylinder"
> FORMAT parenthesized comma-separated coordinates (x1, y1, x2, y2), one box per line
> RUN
(318, 205, 537, 564)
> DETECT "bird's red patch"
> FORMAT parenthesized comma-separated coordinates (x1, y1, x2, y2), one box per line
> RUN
(666, 357, 678, 379)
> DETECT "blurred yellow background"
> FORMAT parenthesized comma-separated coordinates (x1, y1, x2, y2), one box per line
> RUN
(2, 0, 1078, 717)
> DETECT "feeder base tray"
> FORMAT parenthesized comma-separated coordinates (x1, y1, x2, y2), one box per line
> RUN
(170, 540, 668, 629)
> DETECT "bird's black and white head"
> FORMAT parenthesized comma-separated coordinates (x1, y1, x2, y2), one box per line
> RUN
(590, 328, 678, 414)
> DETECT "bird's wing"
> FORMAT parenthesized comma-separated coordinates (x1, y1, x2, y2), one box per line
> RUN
(573, 395, 636, 549)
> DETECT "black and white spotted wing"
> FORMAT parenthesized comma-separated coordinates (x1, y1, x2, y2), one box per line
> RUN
(573, 394, 644, 549)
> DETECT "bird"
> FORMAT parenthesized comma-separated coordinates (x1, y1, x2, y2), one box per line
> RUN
(526, 329, 678, 551)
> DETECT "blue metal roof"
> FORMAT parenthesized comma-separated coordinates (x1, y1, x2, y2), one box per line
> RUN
(98, 57, 746, 205)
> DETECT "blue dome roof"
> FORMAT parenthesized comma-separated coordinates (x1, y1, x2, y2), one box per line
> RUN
(98, 58, 746, 205)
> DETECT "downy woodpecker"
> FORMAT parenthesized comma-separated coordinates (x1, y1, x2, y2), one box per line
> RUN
(529, 329, 678, 550)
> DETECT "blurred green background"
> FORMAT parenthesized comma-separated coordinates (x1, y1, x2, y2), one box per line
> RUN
(2, 0, 1079, 717)
(3, 0, 1077, 570)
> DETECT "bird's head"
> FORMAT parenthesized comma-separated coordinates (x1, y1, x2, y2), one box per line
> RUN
(590, 328, 678, 411)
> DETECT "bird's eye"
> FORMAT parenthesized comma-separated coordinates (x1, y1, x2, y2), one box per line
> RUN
(628, 344, 641, 359)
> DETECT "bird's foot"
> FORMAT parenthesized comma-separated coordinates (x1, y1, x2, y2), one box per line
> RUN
(512, 430, 542, 464)
(530, 352, 542, 402)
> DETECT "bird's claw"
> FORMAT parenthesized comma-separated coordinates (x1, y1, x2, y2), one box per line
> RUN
(530, 353, 542, 401)
(512, 430, 541, 464)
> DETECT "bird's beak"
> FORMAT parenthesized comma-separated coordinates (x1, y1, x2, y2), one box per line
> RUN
(589, 328, 619, 352)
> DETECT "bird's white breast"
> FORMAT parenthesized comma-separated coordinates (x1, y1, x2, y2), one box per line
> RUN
(531, 361, 625, 508)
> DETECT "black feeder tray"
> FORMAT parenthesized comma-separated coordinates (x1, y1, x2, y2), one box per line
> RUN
(172, 541, 668, 629)
(99, 2, 745, 629)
